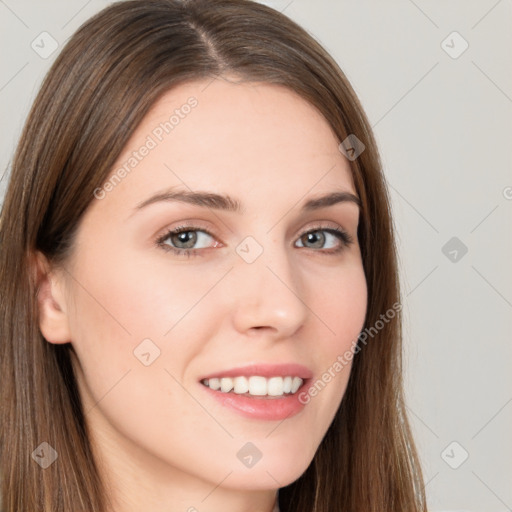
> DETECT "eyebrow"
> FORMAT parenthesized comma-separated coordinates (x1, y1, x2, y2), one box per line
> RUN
(131, 188, 361, 216)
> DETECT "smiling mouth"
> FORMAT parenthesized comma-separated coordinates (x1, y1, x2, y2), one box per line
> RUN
(200, 375, 305, 398)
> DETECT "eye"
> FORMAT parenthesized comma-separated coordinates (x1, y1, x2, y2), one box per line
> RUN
(155, 225, 219, 258)
(295, 226, 353, 254)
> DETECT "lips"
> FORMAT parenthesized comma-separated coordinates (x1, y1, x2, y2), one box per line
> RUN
(198, 363, 313, 420)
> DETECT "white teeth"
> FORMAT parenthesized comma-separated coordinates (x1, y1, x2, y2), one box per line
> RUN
(201, 375, 304, 397)
(248, 376, 267, 395)
(233, 376, 249, 394)
(220, 377, 234, 393)
(208, 378, 220, 391)
(283, 376, 292, 393)
(267, 377, 283, 396)
(291, 376, 302, 393)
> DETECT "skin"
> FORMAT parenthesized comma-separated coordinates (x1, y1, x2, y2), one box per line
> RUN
(35, 76, 368, 512)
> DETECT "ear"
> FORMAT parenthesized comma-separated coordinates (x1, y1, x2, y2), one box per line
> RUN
(31, 251, 72, 344)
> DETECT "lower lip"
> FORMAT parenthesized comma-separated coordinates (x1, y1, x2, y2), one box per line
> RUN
(200, 382, 309, 421)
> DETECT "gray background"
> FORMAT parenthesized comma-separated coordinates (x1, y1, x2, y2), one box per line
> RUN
(1, 1, 511, 510)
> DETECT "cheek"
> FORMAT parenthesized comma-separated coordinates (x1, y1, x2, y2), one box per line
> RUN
(64, 253, 212, 469)
(64, 241, 233, 421)
(303, 261, 367, 413)
(317, 260, 368, 351)
(67, 239, 218, 343)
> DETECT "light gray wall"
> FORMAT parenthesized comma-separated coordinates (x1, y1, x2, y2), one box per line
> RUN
(1, 1, 511, 510)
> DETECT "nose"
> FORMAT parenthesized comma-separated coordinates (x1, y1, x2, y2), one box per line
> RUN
(228, 239, 309, 339)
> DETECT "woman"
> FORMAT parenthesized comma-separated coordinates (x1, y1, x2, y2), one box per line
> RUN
(0, 0, 427, 510)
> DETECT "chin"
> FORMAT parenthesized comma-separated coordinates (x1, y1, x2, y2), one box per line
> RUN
(217, 447, 316, 491)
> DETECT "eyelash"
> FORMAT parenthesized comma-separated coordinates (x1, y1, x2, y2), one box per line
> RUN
(154, 223, 354, 258)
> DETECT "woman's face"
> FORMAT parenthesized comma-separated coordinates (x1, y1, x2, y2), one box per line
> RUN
(43, 77, 367, 499)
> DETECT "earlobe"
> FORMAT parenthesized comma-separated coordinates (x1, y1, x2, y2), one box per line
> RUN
(32, 251, 72, 345)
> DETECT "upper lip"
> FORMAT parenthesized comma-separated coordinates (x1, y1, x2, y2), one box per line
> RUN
(200, 363, 313, 381)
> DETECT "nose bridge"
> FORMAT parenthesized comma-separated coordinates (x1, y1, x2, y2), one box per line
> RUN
(229, 232, 308, 336)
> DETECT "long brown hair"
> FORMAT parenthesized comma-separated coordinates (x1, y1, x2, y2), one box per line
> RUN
(0, 1, 427, 510)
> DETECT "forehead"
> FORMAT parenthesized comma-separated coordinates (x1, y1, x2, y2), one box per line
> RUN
(96, 76, 356, 215)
